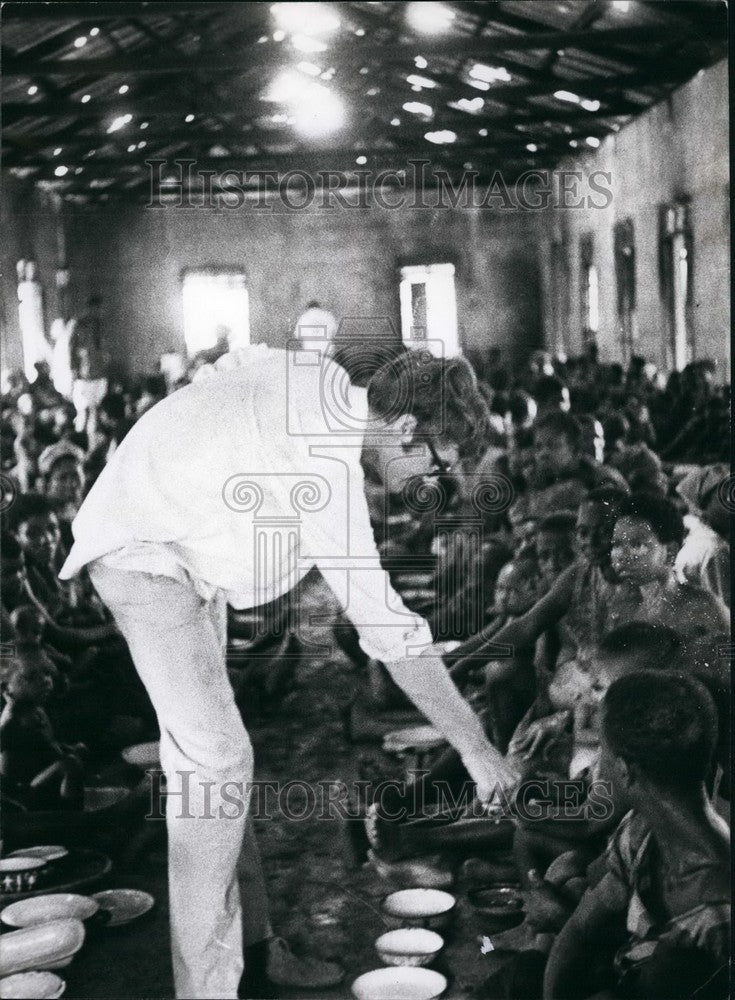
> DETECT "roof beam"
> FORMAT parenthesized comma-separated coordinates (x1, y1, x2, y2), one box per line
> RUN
(13, 136, 602, 178)
(1, 2, 245, 19)
(2, 104, 622, 154)
(3, 26, 685, 75)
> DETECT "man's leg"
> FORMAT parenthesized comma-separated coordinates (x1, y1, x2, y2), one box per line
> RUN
(204, 588, 273, 952)
(90, 563, 252, 999)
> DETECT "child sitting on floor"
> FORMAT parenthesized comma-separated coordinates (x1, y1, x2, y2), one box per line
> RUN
(1, 644, 85, 810)
(606, 491, 729, 638)
(515, 411, 626, 519)
(535, 512, 577, 594)
(509, 622, 686, 932)
(544, 671, 730, 1000)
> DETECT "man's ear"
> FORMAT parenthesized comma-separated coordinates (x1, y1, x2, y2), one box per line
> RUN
(398, 413, 418, 447)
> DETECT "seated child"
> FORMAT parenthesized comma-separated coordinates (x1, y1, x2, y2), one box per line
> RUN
(518, 412, 626, 519)
(1, 644, 85, 810)
(481, 553, 541, 751)
(6, 494, 112, 634)
(544, 671, 730, 1000)
(606, 491, 729, 638)
(510, 622, 686, 919)
(535, 512, 577, 593)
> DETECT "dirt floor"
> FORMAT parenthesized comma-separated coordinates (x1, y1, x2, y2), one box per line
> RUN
(60, 577, 509, 999)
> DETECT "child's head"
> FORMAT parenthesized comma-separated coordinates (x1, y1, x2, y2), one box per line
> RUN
(535, 511, 577, 588)
(1, 645, 56, 705)
(601, 671, 717, 800)
(575, 487, 628, 567)
(7, 493, 61, 568)
(44, 455, 84, 510)
(0, 532, 28, 610)
(533, 375, 571, 417)
(610, 492, 684, 584)
(590, 622, 684, 706)
(493, 554, 539, 615)
(533, 412, 582, 480)
(9, 605, 45, 646)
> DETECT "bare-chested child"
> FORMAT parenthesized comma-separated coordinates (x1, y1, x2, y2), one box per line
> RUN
(544, 672, 730, 1000)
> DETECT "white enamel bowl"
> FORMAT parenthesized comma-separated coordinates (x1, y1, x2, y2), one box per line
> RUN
(352, 967, 447, 1000)
(374, 928, 444, 967)
(380, 889, 456, 931)
(2, 894, 99, 929)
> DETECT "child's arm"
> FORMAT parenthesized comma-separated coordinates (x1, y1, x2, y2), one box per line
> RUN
(451, 564, 577, 677)
(573, 700, 599, 746)
(543, 876, 627, 999)
(448, 615, 506, 684)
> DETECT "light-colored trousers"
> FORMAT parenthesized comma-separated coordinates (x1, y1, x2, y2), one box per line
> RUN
(90, 562, 270, 999)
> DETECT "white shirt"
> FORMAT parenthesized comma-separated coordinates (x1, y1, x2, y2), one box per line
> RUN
(59, 348, 433, 663)
(675, 513, 730, 608)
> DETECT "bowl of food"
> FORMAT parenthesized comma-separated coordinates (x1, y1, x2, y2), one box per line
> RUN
(380, 889, 456, 931)
(374, 928, 443, 967)
(352, 967, 447, 1000)
(120, 742, 160, 771)
(468, 885, 525, 926)
(0, 858, 48, 896)
(8, 848, 68, 866)
(82, 787, 130, 813)
(0, 919, 85, 976)
(0, 970, 66, 999)
(1, 894, 101, 929)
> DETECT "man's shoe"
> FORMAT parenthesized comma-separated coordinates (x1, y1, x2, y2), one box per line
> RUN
(266, 936, 344, 990)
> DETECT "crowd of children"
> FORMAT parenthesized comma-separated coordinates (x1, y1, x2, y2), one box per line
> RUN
(0, 342, 730, 998)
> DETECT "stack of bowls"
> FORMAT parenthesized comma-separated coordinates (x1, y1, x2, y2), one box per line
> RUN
(351, 889, 456, 999)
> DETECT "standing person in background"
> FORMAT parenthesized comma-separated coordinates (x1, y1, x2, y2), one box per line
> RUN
(70, 294, 109, 436)
(293, 300, 338, 355)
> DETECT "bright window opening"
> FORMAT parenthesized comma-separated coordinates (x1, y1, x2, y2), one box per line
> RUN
(182, 269, 250, 355)
(399, 263, 459, 358)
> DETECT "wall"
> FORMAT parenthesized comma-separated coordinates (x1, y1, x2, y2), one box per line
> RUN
(0, 179, 68, 374)
(0, 183, 542, 378)
(2, 58, 727, 382)
(536, 58, 729, 378)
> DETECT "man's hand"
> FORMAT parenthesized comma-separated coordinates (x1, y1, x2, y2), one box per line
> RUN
(463, 749, 521, 807)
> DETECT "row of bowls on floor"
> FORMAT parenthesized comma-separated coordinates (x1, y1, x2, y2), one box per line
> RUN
(0, 850, 154, 1000)
(351, 888, 456, 1000)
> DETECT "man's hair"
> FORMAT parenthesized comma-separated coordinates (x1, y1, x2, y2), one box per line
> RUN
(5, 493, 57, 533)
(538, 511, 577, 536)
(534, 411, 582, 450)
(534, 374, 567, 407)
(616, 491, 685, 547)
(598, 622, 684, 669)
(603, 671, 717, 792)
(367, 353, 492, 462)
